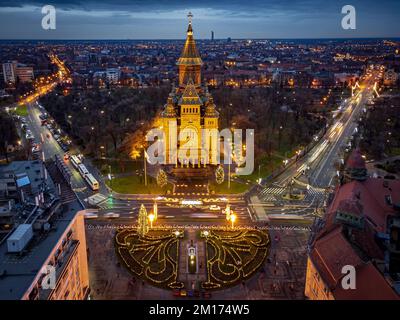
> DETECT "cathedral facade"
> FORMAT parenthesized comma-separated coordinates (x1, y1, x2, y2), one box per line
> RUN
(160, 14, 219, 169)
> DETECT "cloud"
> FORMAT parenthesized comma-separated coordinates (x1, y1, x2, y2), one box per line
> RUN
(0, 0, 399, 39)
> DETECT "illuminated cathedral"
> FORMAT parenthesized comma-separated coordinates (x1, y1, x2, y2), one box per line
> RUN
(160, 13, 219, 174)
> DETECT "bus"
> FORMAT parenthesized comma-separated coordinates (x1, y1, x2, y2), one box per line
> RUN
(78, 163, 89, 177)
(84, 173, 99, 191)
(70, 155, 81, 169)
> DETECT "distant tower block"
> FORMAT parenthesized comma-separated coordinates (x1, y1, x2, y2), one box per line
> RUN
(211, 31, 214, 41)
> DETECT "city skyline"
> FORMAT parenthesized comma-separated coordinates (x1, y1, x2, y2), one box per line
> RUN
(0, 0, 399, 39)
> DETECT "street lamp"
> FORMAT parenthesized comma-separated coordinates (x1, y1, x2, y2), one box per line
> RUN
(153, 202, 158, 220)
(148, 213, 155, 228)
(230, 213, 236, 229)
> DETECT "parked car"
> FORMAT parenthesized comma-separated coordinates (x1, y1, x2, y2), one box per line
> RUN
(60, 144, 69, 152)
(84, 212, 98, 219)
(104, 212, 120, 219)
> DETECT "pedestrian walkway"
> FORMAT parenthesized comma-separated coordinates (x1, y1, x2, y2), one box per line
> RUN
(303, 187, 326, 203)
(177, 229, 207, 290)
(258, 187, 286, 202)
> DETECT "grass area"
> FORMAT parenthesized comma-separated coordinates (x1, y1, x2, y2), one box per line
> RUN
(389, 147, 400, 157)
(13, 104, 28, 117)
(209, 180, 249, 194)
(93, 159, 143, 175)
(106, 175, 172, 194)
(246, 154, 285, 182)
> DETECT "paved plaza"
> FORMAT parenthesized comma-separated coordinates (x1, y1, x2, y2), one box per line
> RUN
(86, 224, 309, 300)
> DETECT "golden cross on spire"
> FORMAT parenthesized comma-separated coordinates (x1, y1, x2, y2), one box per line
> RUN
(187, 11, 193, 24)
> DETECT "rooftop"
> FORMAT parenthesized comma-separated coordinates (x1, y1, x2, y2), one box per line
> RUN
(0, 160, 84, 300)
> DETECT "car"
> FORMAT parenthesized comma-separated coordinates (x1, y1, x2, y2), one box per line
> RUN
(60, 144, 69, 152)
(172, 290, 180, 297)
(84, 212, 98, 219)
(179, 290, 187, 297)
(209, 205, 221, 211)
(104, 212, 120, 219)
(63, 153, 70, 161)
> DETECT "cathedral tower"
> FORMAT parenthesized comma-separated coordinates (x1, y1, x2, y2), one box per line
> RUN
(161, 13, 219, 172)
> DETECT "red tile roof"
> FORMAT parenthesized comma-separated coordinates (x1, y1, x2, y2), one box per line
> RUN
(326, 178, 400, 233)
(333, 263, 399, 300)
(311, 226, 362, 289)
(309, 177, 400, 299)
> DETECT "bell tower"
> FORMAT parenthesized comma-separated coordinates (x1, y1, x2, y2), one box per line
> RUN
(176, 12, 203, 87)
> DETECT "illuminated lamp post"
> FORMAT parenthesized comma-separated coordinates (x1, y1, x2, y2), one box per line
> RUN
(153, 202, 158, 220)
(230, 213, 236, 229)
(148, 213, 155, 229)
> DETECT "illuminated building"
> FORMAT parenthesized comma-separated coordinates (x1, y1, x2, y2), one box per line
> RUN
(160, 13, 219, 172)
(2, 61, 17, 84)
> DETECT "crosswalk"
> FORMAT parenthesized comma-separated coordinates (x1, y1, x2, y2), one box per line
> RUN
(258, 187, 286, 202)
(304, 188, 326, 203)
(258, 186, 326, 204)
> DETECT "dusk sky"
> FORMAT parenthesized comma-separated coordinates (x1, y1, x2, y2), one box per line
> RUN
(0, 0, 399, 39)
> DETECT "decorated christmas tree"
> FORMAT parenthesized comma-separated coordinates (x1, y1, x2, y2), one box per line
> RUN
(215, 165, 225, 184)
(156, 169, 168, 188)
(137, 204, 149, 237)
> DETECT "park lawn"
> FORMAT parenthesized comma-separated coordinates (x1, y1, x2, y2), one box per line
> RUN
(93, 158, 143, 175)
(209, 180, 249, 194)
(389, 147, 400, 157)
(106, 175, 172, 194)
(14, 104, 28, 117)
(246, 154, 285, 182)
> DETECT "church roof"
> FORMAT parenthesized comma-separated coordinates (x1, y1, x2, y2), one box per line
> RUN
(179, 79, 202, 105)
(176, 20, 203, 66)
(161, 94, 177, 118)
(204, 96, 219, 117)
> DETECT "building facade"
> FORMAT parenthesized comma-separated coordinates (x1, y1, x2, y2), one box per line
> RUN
(2, 61, 17, 84)
(15, 64, 34, 83)
(22, 211, 89, 300)
(160, 14, 219, 168)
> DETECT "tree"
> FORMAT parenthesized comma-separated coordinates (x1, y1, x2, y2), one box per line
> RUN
(215, 165, 225, 184)
(156, 169, 168, 188)
(0, 111, 19, 163)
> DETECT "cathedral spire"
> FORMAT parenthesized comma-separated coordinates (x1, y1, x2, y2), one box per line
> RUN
(177, 12, 203, 86)
(187, 11, 193, 34)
